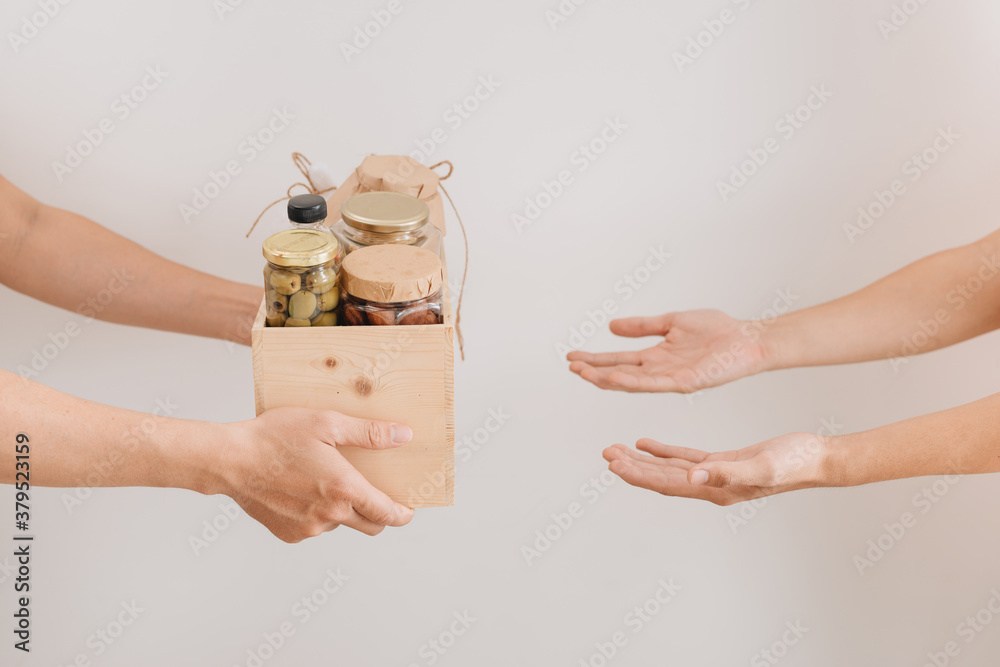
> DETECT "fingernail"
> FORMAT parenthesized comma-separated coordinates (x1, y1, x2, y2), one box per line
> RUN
(690, 470, 709, 485)
(390, 424, 413, 444)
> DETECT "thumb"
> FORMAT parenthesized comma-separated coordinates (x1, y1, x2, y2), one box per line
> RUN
(610, 313, 674, 338)
(329, 414, 413, 450)
(688, 461, 756, 488)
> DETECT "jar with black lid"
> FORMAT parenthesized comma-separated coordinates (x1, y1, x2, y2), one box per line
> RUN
(287, 194, 335, 235)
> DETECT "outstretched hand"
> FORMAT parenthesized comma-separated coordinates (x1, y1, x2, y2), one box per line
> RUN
(603, 432, 830, 505)
(567, 310, 769, 393)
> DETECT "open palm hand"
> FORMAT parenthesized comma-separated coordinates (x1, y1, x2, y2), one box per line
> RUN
(568, 310, 769, 393)
(602, 432, 829, 506)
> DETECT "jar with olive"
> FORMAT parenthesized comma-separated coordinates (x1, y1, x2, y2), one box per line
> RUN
(331, 191, 442, 257)
(340, 244, 444, 326)
(262, 229, 343, 327)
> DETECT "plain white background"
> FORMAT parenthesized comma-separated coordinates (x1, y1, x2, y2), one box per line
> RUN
(3, 0, 1000, 665)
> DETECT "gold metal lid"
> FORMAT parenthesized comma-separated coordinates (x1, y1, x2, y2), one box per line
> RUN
(340, 192, 430, 233)
(341, 244, 442, 303)
(262, 229, 340, 268)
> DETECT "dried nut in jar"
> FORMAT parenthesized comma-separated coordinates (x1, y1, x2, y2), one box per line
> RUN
(397, 306, 440, 326)
(266, 290, 288, 315)
(305, 268, 338, 293)
(269, 269, 301, 295)
(342, 304, 368, 326)
(366, 306, 399, 326)
(266, 313, 287, 327)
(310, 311, 337, 327)
(316, 289, 339, 312)
(288, 290, 318, 320)
(284, 318, 311, 327)
(395, 308, 423, 326)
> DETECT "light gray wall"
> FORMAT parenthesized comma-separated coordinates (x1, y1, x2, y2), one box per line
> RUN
(3, 1, 1000, 665)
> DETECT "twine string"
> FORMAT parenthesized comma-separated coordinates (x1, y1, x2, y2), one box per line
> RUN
(437, 182, 467, 360)
(245, 152, 336, 239)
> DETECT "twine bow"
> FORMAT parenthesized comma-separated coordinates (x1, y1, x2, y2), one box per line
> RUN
(245, 153, 336, 238)
(246, 154, 469, 360)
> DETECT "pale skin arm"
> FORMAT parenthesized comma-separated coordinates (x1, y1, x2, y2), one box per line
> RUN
(568, 229, 1000, 392)
(1, 369, 415, 541)
(602, 392, 1000, 505)
(0, 174, 261, 344)
(1, 177, 413, 541)
(571, 229, 1000, 503)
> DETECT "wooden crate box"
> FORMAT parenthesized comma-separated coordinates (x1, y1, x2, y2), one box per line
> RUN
(250, 278, 454, 508)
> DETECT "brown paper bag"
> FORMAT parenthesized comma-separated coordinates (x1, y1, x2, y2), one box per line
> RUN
(323, 155, 451, 235)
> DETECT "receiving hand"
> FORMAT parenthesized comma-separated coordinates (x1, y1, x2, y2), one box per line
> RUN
(567, 310, 768, 393)
(220, 408, 416, 542)
(603, 432, 829, 505)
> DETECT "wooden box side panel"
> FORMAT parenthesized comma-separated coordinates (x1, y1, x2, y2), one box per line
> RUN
(253, 312, 454, 507)
(251, 301, 267, 417)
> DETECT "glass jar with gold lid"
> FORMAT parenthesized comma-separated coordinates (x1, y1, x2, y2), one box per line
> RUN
(262, 229, 343, 327)
(331, 191, 442, 257)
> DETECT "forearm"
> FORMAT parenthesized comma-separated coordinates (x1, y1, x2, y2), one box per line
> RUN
(823, 392, 1000, 487)
(761, 231, 1000, 370)
(0, 369, 227, 494)
(0, 176, 261, 344)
